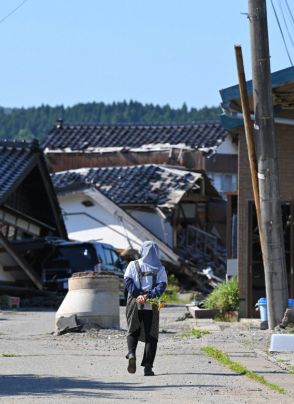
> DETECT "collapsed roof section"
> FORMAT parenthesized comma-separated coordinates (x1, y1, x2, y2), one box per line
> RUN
(51, 164, 206, 209)
(43, 122, 227, 156)
(0, 140, 67, 289)
(0, 140, 67, 238)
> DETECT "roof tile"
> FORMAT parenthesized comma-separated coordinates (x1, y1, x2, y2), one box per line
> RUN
(43, 122, 227, 153)
(52, 164, 202, 208)
(0, 140, 38, 204)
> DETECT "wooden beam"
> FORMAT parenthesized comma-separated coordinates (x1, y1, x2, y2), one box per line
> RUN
(3, 266, 22, 272)
(0, 232, 42, 290)
(235, 45, 263, 247)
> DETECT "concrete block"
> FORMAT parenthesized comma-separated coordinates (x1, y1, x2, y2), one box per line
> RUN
(188, 306, 219, 319)
(269, 334, 294, 352)
(55, 314, 81, 335)
(56, 273, 120, 330)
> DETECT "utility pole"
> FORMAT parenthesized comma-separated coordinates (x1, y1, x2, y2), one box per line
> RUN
(248, 0, 288, 329)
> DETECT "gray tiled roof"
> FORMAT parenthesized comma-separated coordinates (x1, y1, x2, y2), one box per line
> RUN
(43, 122, 227, 153)
(52, 165, 202, 208)
(0, 140, 38, 204)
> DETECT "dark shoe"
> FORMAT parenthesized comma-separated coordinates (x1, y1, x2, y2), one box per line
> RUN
(144, 366, 154, 376)
(127, 353, 136, 374)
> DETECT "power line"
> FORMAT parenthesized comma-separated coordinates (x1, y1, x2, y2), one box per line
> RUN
(0, 0, 29, 25)
(277, 0, 294, 49)
(284, 0, 294, 28)
(271, 0, 293, 66)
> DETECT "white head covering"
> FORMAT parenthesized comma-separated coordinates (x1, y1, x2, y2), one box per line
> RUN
(139, 240, 161, 271)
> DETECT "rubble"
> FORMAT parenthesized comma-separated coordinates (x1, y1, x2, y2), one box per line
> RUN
(0, 295, 20, 309)
(55, 314, 82, 335)
(280, 308, 294, 328)
(119, 233, 227, 302)
(164, 259, 223, 296)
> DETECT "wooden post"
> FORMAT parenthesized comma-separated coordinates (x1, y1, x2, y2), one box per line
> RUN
(0, 232, 43, 290)
(249, 0, 288, 328)
(234, 45, 264, 250)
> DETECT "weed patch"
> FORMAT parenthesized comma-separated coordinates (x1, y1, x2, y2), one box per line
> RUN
(180, 328, 210, 339)
(201, 346, 286, 395)
(288, 366, 294, 374)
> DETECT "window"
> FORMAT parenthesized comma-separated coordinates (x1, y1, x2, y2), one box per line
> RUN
(102, 246, 123, 269)
(44, 244, 97, 273)
(209, 173, 237, 194)
(103, 247, 113, 265)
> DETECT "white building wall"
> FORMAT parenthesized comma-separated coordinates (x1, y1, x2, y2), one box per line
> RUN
(216, 135, 238, 155)
(127, 209, 173, 247)
(59, 193, 147, 250)
(0, 254, 20, 282)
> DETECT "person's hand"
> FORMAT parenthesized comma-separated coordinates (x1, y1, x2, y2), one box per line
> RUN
(136, 295, 147, 304)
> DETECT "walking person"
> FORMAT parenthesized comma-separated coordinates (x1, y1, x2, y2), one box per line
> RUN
(124, 240, 167, 376)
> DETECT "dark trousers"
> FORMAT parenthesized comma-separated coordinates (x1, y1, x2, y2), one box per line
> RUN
(127, 309, 158, 368)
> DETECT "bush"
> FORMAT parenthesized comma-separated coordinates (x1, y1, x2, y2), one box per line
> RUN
(203, 277, 239, 314)
(162, 274, 179, 303)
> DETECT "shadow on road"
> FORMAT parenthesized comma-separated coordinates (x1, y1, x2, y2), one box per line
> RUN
(0, 374, 224, 397)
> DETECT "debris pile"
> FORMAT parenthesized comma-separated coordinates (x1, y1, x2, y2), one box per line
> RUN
(121, 234, 226, 297)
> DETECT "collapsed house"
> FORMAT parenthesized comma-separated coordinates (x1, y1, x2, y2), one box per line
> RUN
(43, 122, 238, 196)
(0, 140, 67, 294)
(51, 164, 226, 277)
(220, 65, 294, 317)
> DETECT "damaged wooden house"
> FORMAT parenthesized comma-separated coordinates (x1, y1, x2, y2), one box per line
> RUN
(43, 122, 238, 197)
(0, 140, 67, 295)
(51, 164, 226, 273)
(220, 65, 294, 317)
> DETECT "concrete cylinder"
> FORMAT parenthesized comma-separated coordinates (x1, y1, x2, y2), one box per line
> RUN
(56, 272, 120, 330)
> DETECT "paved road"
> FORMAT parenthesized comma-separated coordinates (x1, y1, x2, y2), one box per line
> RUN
(0, 307, 292, 403)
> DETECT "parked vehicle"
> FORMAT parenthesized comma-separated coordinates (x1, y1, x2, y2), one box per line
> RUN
(10, 237, 127, 303)
(41, 239, 126, 302)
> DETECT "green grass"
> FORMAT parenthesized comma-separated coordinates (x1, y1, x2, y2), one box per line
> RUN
(201, 346, 286, 395)
(180, 328, 210, 338)
(0, 353, 19, 357)
(276, 358, 287, 363)
(288, 366, 294, 374)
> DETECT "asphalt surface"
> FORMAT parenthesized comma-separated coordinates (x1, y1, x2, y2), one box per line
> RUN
(0, 306, 293, 403)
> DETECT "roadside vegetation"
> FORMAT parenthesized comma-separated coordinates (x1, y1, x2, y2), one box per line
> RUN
(162, 274, 181, 304)
(180, 328, 210, 338)
(203, 277, 239, 320)
(201, 346, 286, 395)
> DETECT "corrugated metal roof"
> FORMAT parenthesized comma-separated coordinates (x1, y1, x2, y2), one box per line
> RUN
(52, 164, 203, 208)
(43, 122, 227, 154)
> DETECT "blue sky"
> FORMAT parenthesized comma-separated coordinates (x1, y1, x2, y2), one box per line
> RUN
(0, 0, 293, 109)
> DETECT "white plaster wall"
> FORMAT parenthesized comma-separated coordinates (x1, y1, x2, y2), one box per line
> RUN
(59, 193, 144, 250)
(0, 265, 15, 282)
(127, 209, 173, 247)
(216, 135, 238, 155)
(0, 254, 19, 282)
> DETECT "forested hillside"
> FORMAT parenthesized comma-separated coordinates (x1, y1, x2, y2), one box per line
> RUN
(0, 101, 221, 141)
